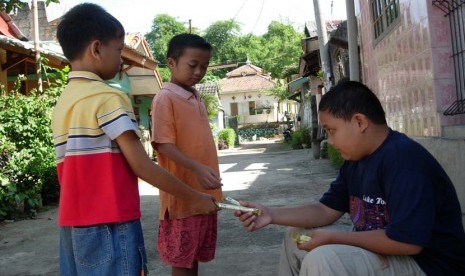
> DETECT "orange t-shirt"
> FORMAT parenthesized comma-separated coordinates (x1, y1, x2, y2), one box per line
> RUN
(151, 83, 223, 219)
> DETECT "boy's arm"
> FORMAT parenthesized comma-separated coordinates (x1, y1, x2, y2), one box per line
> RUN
(237, 201, 343, 232)
(156, 143, 222, 190)
(270, 202, 343, 228)
(300, 228, 422, 255)
(115, 131, 217, 214)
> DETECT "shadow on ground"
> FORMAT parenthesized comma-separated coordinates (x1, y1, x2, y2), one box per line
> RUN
(0, 140, 339, 276)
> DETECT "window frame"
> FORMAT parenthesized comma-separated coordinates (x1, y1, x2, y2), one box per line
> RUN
(370, 0, 400, 43)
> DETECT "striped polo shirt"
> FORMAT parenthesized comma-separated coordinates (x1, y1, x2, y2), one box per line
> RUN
(51, 71, 140, 226)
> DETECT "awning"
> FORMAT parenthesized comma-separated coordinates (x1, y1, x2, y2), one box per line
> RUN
(288, 76, 309, 88)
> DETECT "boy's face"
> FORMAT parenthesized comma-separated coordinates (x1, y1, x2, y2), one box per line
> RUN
(168, 47, 211, 88)
(95, 37, 124, 80)
(319, 110, 367, 161)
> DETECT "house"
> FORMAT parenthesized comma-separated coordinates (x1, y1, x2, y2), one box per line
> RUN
(0, 11, 68, 93)
(343, 0, 465, 219)
(288, 20, 349, 155)
(195, 82, 224, 135)
(219, 61, 298, 126)
(3, 4, 163, 157)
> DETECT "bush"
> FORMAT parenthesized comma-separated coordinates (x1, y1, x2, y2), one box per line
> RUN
(218, 128, 236, 149)
(289, 129, 303, 149)
(0, 68, 65, 220)
(299, 126, 312, 146)
(328, 143, 344, 168)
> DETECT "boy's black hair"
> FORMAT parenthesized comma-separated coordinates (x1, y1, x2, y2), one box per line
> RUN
(167, 33, 212, 60)
(57, 3, 124, 61)
(319, 81, 387, 125)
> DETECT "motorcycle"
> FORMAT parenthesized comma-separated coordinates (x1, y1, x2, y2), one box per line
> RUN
(283, 123, 294, 142)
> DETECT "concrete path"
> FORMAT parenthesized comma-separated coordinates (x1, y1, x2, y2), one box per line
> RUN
(0, 140, 339, 276)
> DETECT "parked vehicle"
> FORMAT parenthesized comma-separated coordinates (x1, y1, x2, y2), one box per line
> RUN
(283, 123, 294, 142)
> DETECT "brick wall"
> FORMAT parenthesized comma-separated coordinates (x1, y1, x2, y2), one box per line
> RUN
(11, 1, 59, 41)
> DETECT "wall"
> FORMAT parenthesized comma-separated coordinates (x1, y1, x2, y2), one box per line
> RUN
(11, 2, 59, 41)
(357, 0, 465, 219)
(221, 91, 279, 124)
(415, 135, 465, 220)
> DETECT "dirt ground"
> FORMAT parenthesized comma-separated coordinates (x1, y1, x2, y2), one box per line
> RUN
(0, 140, 340, 276)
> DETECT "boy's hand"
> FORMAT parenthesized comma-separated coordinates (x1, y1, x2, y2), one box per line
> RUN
(194, 163, 222, 190)
(189, 192, 218, 214)
(296, 230, 330, 252)
(234, 201, 271, 232)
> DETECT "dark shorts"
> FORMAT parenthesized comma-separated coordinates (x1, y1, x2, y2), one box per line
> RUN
(158, 212, 218, 268)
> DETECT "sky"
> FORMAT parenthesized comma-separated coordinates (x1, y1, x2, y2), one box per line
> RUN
(80, 0, 347, 35)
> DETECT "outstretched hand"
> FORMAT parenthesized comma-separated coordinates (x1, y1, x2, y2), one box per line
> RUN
(234, 201, 271, 232)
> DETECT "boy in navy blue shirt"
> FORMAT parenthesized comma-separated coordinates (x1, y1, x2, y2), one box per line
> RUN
(236, 81, 465, 275)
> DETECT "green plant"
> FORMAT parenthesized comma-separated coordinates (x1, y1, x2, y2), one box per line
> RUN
(200, 92, 219, 120)
(218, 128, 236, 149)
(299, 126, 312, 146)
(0, 65, 66, 220)
(289, 129, 303, 149)
(328, 143, 344, 168)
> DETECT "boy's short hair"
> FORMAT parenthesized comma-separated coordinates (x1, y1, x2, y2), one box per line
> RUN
(319, 81, 387, 125)
(57, 3, 124, 61)
(167, 33, 212, 60)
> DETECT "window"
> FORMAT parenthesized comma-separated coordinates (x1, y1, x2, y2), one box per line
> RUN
(230, 102, 238, 116)
(371, 0, 400, 39)
(249, 101, 256, 115)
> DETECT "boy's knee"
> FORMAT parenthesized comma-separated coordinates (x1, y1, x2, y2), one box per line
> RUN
(301, 245, 338, 274)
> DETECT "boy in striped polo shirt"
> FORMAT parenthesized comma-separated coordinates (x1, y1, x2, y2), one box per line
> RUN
(52, 4, 217, 276)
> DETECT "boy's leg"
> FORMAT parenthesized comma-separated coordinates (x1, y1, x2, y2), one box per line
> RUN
(278, 224, 353, 276)
(60, 227, 78, 276)
(300, 244, 425, 276)
(278, 227, 309, 276)
(172, 261, 198, 276)
(65, 220, 147, 276)
(158, 212, 217, 276)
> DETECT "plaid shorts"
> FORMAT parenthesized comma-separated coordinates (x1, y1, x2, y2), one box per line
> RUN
(158, 212, 218, 268)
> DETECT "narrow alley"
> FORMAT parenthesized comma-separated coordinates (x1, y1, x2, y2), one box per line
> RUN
(0, 140, 339, 276)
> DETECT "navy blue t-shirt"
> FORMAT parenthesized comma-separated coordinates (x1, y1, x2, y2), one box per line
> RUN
(320, 130, 465, 275)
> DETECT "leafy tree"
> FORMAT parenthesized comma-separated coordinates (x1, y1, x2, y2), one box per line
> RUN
(145, 15, 303, 80)
(0, 0, 59, 13)
(264, 82, 291, 122)
(145, 14, 189, 64)
(200, 93, 219, 120)
(203, 20, 241, 63)
(259, 21, 304, 79)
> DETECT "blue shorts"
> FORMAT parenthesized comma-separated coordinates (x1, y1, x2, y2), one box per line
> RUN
(60, 219, 148, 276)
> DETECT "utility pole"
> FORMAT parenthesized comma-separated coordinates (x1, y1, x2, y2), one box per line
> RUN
(346, 0, 360, 81)
(32, 0, 42, 93)
(313, 0, 331, 90)
(189, 19, 192, 33)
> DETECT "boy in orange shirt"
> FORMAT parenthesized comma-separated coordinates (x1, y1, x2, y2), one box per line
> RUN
(151, 33, 223, 276)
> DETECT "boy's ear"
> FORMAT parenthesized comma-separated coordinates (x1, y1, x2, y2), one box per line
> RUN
(89, 40, 102, 59)
(353, 113, 369, 133)
(167, 57, 175, 68)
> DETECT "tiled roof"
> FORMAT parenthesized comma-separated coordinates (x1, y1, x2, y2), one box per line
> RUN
(0, 12, 27, 41)
(0, 35, 67, 63)
(195, 82, 219, 96)
(220, 63, 275, 93)
(220, 74, 275, 94)
(125, 32, 154, 58)
(226, 64, 263, 77)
